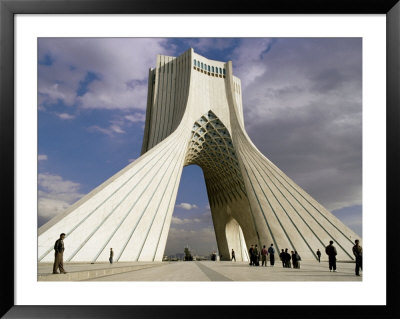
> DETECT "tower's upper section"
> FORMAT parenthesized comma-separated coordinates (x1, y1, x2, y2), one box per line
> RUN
(141, 48, 244, 154)
(192, 52, 227, 79)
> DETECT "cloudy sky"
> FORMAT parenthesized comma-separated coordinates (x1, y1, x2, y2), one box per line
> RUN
(38, 37, 362, 256)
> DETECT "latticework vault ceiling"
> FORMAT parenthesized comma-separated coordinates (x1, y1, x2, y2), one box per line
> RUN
(184, 111, 248, 207)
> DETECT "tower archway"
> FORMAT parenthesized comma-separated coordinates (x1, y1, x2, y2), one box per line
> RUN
(184, 110, 258, 261)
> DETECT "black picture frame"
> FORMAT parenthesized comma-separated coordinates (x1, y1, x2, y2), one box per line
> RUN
(1, 0, 399, 318)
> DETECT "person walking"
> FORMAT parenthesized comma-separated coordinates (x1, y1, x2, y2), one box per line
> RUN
(352, 239, 362, 276)
(249, 245, 254, 266)
(261, 245, 268, 267)
(53, 233, 67, 274)
(268, 244, 275, 266)
(231, 249, 236, 262)
(109, 248, 114, 264)
(279, 249, 285, 267)
(325, 240, 337, 272)
(316, 249, 321, 262)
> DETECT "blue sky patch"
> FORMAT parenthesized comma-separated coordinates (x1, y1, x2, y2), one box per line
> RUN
(77, 71, 100, 97)
(38, 54, 54, 66)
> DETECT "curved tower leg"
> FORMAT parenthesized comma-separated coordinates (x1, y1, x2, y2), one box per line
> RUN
(38, 130, 188, 262)
(223, 61, 360, 261)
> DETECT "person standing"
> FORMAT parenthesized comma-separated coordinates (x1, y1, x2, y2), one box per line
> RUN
(261, 245, 268, 267)
(109, 248, 114, 264)
(53, 233, 67, 274)
(352, 239, 362, 276)
(285, 248, 291, 268)
(316, 249, 321, 262)
(279, 249, 285, 267)
(268, 244, 275, 266)
(249, 245, 254, 266)
(295, 251, 301, 269)
(291, 251, 297, 268)
(231, 249, 236, 262)
(325, 240, 337, 272)
(254, 244, 259, 266)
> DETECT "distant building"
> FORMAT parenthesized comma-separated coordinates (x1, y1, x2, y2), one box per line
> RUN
(175, 253, 184, 260)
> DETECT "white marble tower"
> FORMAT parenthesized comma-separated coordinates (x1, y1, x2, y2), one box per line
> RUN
(38, 48, 360, 263)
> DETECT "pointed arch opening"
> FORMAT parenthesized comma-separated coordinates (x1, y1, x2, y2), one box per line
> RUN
(225, 217, 249, 262)
(164, 164, 217, 260)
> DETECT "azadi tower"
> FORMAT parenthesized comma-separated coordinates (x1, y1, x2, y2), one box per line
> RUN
(38, 48, 360, 263)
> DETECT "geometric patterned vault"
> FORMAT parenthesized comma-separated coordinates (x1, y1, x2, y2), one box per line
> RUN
(38, 48, 361, 263)
(184, 110, 248, 208)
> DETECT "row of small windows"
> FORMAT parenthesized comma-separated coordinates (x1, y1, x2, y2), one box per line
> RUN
(193, 59, 226, 76)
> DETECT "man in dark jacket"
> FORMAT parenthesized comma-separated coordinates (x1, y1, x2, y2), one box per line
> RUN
(109, 248, 114, 264)
(254, 244, 259, 266)
(284, 248, 291, 268)
(294, 251, 301, 269)
(53, 233, 67, 274)
(316, 249, 321, 262)
(268, 244, 275, 266)
(279, 249, 285, 267)
(291, 251, 297, 268)
(325, 240, 337, 272)
(249, 245, 254, 266)
(352, 239, 362, 276)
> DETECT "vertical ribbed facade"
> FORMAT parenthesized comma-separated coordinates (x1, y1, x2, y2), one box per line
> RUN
(38, 48, 360, 263)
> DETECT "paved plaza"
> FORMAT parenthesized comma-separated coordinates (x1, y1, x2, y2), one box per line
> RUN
(38, 260, 361, 282)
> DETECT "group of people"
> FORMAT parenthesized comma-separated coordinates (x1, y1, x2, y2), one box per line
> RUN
(244, 244, 302, 269)
(323, 239, 362, 276)
(244, 244, 276, 267)
(234, 239, 362, 277)
(279, 248, 301, 269)
(51, 232, 362, 277)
